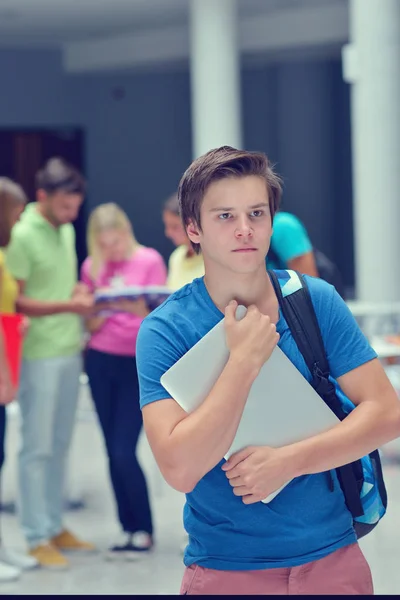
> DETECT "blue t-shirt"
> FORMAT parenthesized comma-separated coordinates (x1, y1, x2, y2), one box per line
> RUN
(267, 212, 312, 269)
(136, 274, 377, 571)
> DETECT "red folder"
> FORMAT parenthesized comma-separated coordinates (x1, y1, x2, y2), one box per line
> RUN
(1, 314, 23, 387)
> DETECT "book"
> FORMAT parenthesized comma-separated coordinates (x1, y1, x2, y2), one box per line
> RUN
(160, 305, 340, 503)
(94, 285, 172, 311)
(1, 314, 24, 387)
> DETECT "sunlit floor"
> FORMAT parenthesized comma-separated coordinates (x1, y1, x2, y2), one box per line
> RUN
(0, 381, 400, 595)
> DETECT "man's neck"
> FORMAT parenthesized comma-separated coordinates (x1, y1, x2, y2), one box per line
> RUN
(185, 244, 195, 258)
(204, 263, 279, 323)
(36, 203, 59, 229)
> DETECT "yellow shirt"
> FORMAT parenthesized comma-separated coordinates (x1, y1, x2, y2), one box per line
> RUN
(167, 245, 205, 291)
(0, 249, 18, 314)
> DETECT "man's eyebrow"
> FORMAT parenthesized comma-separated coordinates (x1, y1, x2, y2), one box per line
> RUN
(209, 202, 269, 212)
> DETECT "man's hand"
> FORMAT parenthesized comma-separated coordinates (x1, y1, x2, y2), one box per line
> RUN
(70, 293, 95, 317)
(72, 282, 92, 298)
(221, 445, 294, 504)
(225, 301, 279, 375)
(20, 316, 30, 337)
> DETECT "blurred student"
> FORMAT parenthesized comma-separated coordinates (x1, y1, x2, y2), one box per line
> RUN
(81, 203, 167, 559)
(267, 211, 345, 297)
(0, 178, 37, 581)
(5, 158, 95, 569)
(266, 211, 318, 276)
(163, 194, 204, 290)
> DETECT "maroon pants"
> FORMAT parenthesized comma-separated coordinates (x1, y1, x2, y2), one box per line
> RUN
(180, 543, 373, 595)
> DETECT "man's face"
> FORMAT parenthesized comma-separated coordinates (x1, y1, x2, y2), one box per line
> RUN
(187, 175, 272, 275)
(38, 190, 83, 227)
(162, 210, 188, 247)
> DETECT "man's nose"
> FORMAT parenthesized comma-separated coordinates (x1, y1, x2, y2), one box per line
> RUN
(235, 216, 253, 238)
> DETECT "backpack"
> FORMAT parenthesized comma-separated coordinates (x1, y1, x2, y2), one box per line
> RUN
(268, 269, 387, 539)
(267, 246, 346, 300)
(312, 248, 346, 300)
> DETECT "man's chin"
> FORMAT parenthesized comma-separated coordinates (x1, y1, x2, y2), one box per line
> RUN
(229, 263, 265, 276)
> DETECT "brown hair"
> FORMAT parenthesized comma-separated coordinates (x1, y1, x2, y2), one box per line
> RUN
(0, 177, 27, 247)
(36, 157, 85, 196)
(178, 146, 282, 253)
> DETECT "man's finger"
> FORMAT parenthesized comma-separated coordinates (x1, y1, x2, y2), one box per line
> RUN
(224, 299, 238, 324)
(242, 494, 260, 505)
(222, 447, 253, 471)
(228, 476, 242, 487)
(232, 486, 249, 497)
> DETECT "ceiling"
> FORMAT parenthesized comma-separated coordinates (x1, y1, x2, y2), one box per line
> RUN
(0, 0, 347, 47)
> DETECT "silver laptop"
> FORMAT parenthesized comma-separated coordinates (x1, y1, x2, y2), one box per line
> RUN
(160, 305, 340, 502)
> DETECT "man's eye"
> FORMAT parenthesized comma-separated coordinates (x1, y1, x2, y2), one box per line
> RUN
(218, 213, 231, 220)
(251, 210, 264, 217)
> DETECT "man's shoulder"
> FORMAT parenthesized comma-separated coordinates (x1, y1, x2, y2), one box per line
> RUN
(276, 270, 336, 324)
(301, 274, 348, 336)
(302, 274, 335, 310)
(303, 273, 334, 296)
(143, 281, 197, 327)
(137, 281, 201, 369)
(10, 217, 31, 240)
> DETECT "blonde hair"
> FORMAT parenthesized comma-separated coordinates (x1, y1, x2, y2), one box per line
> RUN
(0, 177, 27, 247)
(87, 203, 140, 279)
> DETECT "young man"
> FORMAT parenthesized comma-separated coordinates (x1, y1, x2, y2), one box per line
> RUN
(136, 146, 400, 595)
(5, 158, 95, 569)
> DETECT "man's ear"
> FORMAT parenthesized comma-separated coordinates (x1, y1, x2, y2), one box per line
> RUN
(186, 220, 201, 245)
(36, 189, 47, 203)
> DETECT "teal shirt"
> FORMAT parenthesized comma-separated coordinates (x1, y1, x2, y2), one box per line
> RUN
(267, 212, 312, 269)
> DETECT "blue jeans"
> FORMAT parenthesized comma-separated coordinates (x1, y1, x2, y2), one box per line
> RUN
(85, 349, 153, 535)
(17, 353, 82, 548)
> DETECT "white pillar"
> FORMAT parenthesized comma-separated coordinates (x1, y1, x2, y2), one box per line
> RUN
(189, 0, 242, 158)
(343, 0, 400, 301)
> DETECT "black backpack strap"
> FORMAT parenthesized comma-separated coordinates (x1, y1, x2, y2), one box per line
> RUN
(268, 270, 364, 518)
(268, 270, 345, 418)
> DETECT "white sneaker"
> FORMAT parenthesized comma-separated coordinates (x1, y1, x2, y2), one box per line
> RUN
(0, 560, 20, 582)
(0, 547, 38, 570)
(106, 532, 153, 561)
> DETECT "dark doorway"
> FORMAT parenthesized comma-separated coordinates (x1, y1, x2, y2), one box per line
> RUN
(0, 128, 87, 268)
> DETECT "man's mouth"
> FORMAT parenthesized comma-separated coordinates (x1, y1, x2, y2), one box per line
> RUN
(232, 248, 257, 253)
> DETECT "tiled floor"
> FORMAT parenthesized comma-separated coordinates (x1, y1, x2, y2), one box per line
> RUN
(1, 382, 400, 595)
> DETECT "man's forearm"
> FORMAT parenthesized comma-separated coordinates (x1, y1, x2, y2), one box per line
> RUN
(166, 355, 259, 491)
(288, 398, 400, 478)
(16, 296, 73, 317)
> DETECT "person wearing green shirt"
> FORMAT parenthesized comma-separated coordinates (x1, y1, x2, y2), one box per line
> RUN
(5, 158, 95, 569)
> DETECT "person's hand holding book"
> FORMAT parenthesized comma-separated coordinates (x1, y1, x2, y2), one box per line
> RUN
(222, 444, 295, 505)
(108, 296, 150, 318)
